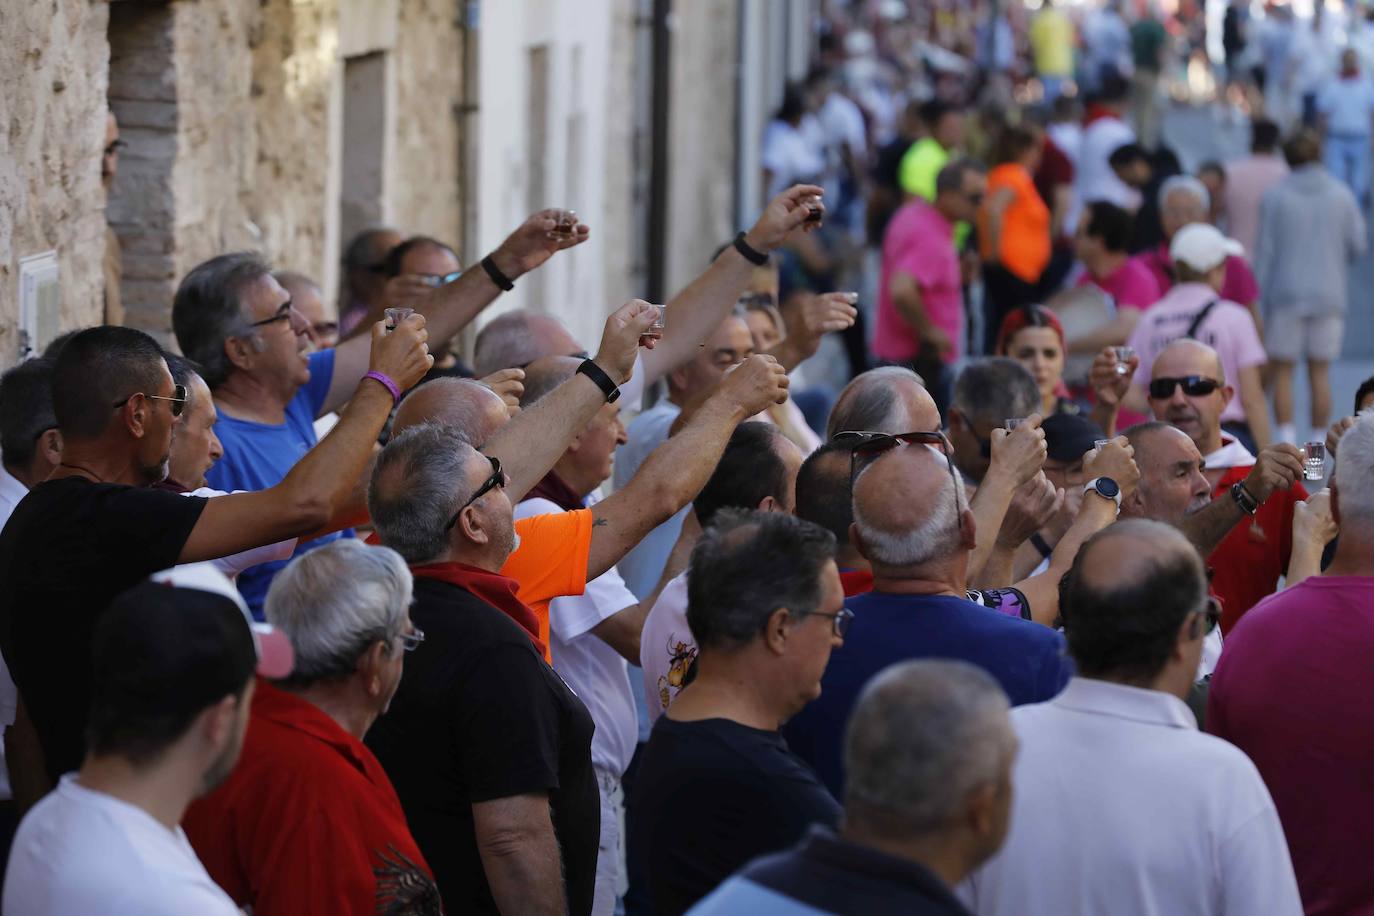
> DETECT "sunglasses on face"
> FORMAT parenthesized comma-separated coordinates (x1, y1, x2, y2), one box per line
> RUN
(1148, 376, 1222, 400)
(1191, 596, 1222, 638)
(445, 455, 507, 532)
(112, 384, 188, 418)
(419, 271, 463, 287)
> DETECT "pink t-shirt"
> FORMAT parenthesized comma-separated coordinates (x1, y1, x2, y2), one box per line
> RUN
(876, 199, 962, 364)
(1208, 576, 1374, 915)
(1132, 246, 1260, 307)
(1225, 155, 1289, 257)
(1076, 257, 1162, 310)
(1127, 282, 1267, 423)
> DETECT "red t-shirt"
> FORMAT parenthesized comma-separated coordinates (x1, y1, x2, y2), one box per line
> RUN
(1206, 465, 1306, 634)
(184, 680, 442, 915)
(1208, 576, 1374, 915)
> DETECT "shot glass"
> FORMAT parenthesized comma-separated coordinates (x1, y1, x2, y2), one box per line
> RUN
(1303, 441, 1326, 481)
(548, 209, 579, 241)
(1094, 438, 1113, 451)
(649, 303, 667, 334)
(802, 195, 825, 225)
(1005, 418, 1024, 431)
(384, 307, 414, 332)
(843, 291, 859, 305)
(1113, 345, 1136, 376)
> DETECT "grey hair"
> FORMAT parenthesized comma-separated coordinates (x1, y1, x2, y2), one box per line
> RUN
(473, 310, 537, 377)
(1334, 410, 1374, 522)
(1158, 174, 1210, 213)
(172, 252, 273, 388)
(953, 357, 1039, 427)
(264, 539, 413, 687)
(935, 156, 986, 195)
(845, 659, 1013, 835)
(368, 423, 475, 564)
(827, 366, 926, 439)
(852, 451, 962, 566)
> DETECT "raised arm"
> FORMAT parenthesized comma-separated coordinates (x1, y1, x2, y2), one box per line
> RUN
(484, 301, 657, 502)
(1180, 444, 1304, 556)
(584, 355, 789, 580)
(180, 319, 433, 562)
(639, 185, 823, 385)
(1087, 346, 1140, 437)
(1286, 488, 1337, 587)
(325, 210, 591, 412)
(968, 416, 1049, 579)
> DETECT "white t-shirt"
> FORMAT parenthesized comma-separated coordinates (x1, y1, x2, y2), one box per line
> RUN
(4, 774, 241, 916)
(760, 119, 826, 202)
(515, 496, 639, 777)
(1069, 116, 1140, 233)
(182, 487, 297, 578)
(640, 571, 691, 724)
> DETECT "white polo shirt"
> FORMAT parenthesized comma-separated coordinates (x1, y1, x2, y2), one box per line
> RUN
(962, 677, 1301, 916)
(515, 496, 639, 778)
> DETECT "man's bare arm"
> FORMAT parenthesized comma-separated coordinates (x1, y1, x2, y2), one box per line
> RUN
(473, 793, 568, 916)
(1182, 444, 1305, 557)
(590, 604, 646, 665)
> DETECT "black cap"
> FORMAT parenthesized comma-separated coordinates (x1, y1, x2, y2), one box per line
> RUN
(91, 580, 258, 721)
(1042, 413, 1105, 464)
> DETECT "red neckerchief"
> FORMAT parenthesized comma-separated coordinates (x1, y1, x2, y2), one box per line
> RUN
(410, 561, 548, 658)
(1084, 103, 1119, 126)
(152, 478, 189, 494)
(839, 568, 874, 598)
(526, 470, 584, 513)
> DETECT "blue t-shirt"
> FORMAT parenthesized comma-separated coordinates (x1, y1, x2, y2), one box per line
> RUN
(206, 349, 349, 618)
(783, 591, 1072, 798)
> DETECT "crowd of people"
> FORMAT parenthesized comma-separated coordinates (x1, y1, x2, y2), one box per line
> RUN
(1, 2, 1373, 916)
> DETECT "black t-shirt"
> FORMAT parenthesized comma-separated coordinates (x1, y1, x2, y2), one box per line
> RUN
(0, 477, 206, 779)
(365, 577, 599, 915)
(630, 715, 841, 915)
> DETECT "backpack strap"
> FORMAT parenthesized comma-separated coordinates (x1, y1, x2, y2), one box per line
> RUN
(1185, 299, 1221, 340)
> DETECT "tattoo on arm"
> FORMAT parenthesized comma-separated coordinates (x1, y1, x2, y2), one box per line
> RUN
(593, 517, 608, 527)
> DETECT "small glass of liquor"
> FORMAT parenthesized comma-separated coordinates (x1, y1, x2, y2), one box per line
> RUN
(1094, 438, 1113, 451)
(384, 307, 414, 332)
(548, 209, 579, 241)
(648, 304, 667, 334)
(1112, 345, 1136, 376)
(1005, 418, 1024, 431)
(802, 195, 825, 225)
(1303, 441, 1326, 481)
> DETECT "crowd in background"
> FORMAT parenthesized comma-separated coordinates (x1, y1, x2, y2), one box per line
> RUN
(0, 2, 1372, 916)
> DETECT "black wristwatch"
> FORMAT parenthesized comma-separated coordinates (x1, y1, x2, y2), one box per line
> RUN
(1231, 481, 1259, 516)
(576, 359, 621, 403)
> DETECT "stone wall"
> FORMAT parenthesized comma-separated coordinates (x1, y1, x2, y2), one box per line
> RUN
(0, 0, 110, 362)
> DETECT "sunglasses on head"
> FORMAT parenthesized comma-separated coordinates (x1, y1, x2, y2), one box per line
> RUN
(445, 455, 506, 532)
(831, 430, 956, 489)
(1149, 376, 1222, 400)
(112, 384, 188, 419)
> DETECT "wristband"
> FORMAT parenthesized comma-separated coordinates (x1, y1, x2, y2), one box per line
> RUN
(480, 255, 515, 292)
(576, 359, 621, 403)
(732, 231, 769, 266)
(363, 370, 401, 404)
(1231, 481, 1259, 516)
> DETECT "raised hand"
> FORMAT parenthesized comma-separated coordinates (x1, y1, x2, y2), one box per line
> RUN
(1089, 346, 1138, 408)
(1082, 436, 1141, 500)
(996, 472, 1065, 549)
(489, 209, 591, 279)
(1327, 415, 1357, 458)
(717, 354, 791, 416)
(594, 300, 660, 386)
(1293, 488, 1339, 550)
(369, 314, 433, 391)
(779, 292, 859, 362)
(1242, 443, 1305, 504)
(383, 274, 441, 311)
(480, 368, 525, 417)
(988, 414, 1048, 487)
(744, 184, 827, 251)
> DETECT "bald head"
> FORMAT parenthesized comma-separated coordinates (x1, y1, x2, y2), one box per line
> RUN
(474, 310, 584, 377)
(853, 445, 964, 570)
(519, 356, 582, 408)
(392, 377, 509, 447)
(1147, 339, 1231, 454)
(827, 367, 939, 439)
(1150, 338, 1225, 384)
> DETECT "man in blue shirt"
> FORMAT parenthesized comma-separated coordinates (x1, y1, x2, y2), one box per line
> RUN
(172, 214, 583, 613)
(784, 438, 1075, 797)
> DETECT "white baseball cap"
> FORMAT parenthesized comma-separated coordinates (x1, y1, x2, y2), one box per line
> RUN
(1169, 222, 1244, 274)
(149, 563, 294, 679)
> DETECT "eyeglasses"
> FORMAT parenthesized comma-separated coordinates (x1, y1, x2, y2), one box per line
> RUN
(1148, 375, 1222, 400)
(802, 607, 855, 638)
(248, 303, 301, 329)
(1190, 596, 1222, 638)
(737, 291, 777, 311)
(104, 139, 127, 157)
(398, 627, 426, 653)
(420, 271, 463, 287)
(112, 384, 188, 418)
(444, 455, 507, 531)
(311, 321, 339, 338)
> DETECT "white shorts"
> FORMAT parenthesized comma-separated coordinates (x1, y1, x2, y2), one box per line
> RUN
(1264, 312, 1344, 363)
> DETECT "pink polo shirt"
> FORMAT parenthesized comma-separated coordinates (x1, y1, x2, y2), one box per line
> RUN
(876, 199, 963, 364)
(1075, 257, 1162, 311)
(1127, 282, 1267, 424)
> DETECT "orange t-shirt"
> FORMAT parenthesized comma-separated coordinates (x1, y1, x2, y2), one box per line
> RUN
(365, 509, 592, 663)
(979, 163, 1051, 283)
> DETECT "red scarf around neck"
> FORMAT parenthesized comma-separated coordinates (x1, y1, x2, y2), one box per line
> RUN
(410, 561, 549, 658)
(526, 470, 585, 513)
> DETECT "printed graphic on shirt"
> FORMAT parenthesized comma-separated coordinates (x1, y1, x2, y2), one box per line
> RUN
(657, 634, 698, 712)
(375, 844, 442, 915)
(967, 587, 1032, 621)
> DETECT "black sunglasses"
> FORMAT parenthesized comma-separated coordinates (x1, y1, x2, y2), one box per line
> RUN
(1191, 595, 1222, 638)
(1149, 376, 1222, 400)
(444, 455, 506, 531)
(831, 429, 956, 486)
(112, 384, 188, 418)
